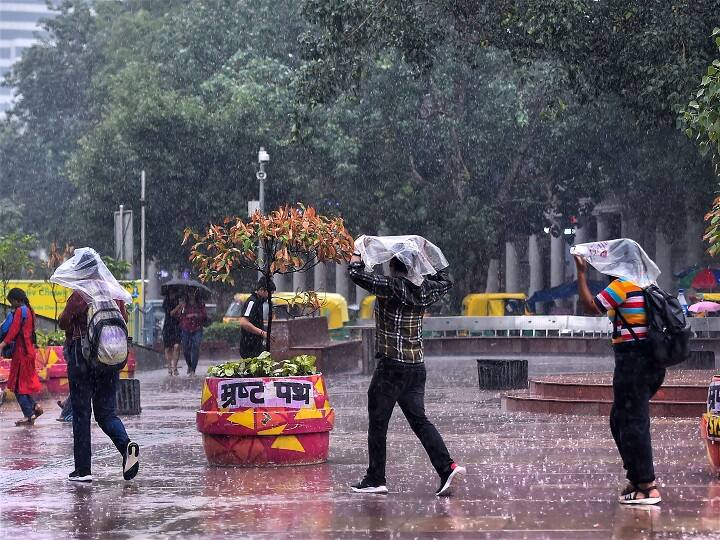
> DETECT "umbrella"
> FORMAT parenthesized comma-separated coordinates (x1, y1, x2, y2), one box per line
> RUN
(691, 269, 720, 291)
(689, 301, 720, 313)
(161, 278, 212, 300)
(676, 267, 720, 289)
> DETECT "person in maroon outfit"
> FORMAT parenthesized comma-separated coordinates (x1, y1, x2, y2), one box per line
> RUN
(177, 288, 208, 375)
(0, 288, 42, 426)
(55, 249, 139, 483)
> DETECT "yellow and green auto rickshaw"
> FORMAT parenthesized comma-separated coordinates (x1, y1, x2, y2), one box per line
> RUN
(461, 293, 529, 316)
(224, 291, 349, 330)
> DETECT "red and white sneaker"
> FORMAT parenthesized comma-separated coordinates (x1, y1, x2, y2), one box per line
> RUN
(435, 463, 466, 496)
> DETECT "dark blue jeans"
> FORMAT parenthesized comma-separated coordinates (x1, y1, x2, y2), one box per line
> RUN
(181, 329, 203, 373)
(16, 393, 37, 418)
(366, 357, 453, 484)
(610, 342, 666, 485)
(66, 340, 130, 473)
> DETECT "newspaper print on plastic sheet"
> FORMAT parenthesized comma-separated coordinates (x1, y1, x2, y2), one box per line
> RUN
(570, 238, 660, 288)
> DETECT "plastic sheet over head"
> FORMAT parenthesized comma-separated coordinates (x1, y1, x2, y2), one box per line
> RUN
(50, 247, 132, 304)
(570, 238, 660, 288)
(354, 235, 449, 286)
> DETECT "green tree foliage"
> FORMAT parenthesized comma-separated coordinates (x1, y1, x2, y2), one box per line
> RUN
(1, 0, 718, 304)
(681, 29, 720, 255)
(0, 234, 36, 311)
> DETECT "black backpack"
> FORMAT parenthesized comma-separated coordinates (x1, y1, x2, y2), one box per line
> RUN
(616, 284, 691, 367)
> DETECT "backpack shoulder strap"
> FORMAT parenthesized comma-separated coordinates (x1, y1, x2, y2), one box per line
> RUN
(615, 308, 641, 342)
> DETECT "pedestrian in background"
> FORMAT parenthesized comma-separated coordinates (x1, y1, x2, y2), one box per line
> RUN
(178, 288, 208, 375)
(238, 279, 275, 358)
(162, 288, 182, 376)
(0, 288, 42, 426)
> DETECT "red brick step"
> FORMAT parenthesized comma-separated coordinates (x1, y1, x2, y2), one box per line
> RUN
(501, 370, 714, 417)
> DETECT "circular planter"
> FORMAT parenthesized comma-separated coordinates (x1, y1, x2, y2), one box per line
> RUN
(196, 373, 335, 467)
(701, 375, 720, 475)
(35, 346, 136, 395)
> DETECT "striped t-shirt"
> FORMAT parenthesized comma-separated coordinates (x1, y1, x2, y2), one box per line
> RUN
(594, 279, 648, 344)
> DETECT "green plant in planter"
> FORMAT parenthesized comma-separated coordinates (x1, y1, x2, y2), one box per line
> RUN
(36, 329, 66, 347)
(207, 352, 317, 378)
(204, 322, 243, 347)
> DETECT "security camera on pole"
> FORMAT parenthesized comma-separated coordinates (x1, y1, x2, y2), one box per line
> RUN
(257, 147, 269, 213)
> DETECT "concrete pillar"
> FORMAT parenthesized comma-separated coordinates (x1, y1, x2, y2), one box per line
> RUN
(596, 214, 610, 242)
(505, 241, 520, 292)
(655, 227, 673, 291)
(313, 263, 327, 291)
(335, 262, 349, 300)
(578, 220, 603, 283)
(528, 235, 543, 296)
(621, 213, 638, 241)
(550, 234, 565, 287)
(292, 270, 306, 292)
(146, 260, 161, 300)
(274, 273, 290, 292)
(687, 216, 704, 267)
(574, 223, 591, 246)
(485, 258, 500, 293)
(355, 284, 368, 307)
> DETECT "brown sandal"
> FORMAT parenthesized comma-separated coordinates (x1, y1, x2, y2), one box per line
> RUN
(32, 404, 44, 419)
(15, 417, 34, 426)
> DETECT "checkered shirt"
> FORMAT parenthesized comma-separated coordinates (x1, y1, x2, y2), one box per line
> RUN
(348, 262, 452, 363)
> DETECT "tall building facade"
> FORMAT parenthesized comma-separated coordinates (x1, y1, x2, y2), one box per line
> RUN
(0, 0, 58, 113)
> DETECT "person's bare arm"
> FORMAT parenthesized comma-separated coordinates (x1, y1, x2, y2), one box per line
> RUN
(239, 317, 266, 338)
(574, 256, 601, 315)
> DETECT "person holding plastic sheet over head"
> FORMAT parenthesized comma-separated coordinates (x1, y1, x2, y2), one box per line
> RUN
(573, 238, 663, 505)
(53, 248, 140, 483)
(348, 235, 466, 497)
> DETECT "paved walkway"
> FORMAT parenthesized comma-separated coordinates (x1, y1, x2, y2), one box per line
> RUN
(0, 355, 718, 539)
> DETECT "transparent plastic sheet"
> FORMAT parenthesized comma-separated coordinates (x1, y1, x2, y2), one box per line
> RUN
(354, 235, 449, 286)
(50, 247, 132, 304)
(570, 238, 660, 288)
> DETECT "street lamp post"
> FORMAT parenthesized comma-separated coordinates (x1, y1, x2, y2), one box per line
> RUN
(257, 147, 270, 282)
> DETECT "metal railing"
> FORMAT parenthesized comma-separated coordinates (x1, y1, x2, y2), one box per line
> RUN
(348, 316, 720, 338)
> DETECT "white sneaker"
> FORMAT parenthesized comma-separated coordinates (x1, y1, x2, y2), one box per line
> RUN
(436, 464, 466, 496)
(351, 478, 389, 494)
(68, 470, 93, 483)
(123, 441, 140, 481)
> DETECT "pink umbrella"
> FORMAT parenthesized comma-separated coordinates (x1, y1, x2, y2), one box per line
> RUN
(689, 301, 720, 313)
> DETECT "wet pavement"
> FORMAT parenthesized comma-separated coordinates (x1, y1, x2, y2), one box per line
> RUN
(1, 355, 719, 539)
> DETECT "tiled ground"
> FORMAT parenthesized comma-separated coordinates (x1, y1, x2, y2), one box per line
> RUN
(0, 355, 718, 539)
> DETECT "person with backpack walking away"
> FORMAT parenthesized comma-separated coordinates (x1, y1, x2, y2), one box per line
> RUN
(0, 288, 42, 426)
(348, 235, 466, 497)
(53, 248, 139, 483)
(574, 238, 671, 505)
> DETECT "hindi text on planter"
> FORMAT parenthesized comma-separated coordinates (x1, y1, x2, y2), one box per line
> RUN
(217, 378, 315, 409)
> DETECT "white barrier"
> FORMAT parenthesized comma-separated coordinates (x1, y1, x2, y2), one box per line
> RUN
(350, 316, 720, 337)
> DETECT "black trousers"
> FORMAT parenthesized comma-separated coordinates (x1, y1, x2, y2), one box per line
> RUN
(366, 357, 453, 484)
(610, 342, 666, 485)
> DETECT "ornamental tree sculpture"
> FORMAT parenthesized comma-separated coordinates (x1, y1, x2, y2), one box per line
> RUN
(185, 204, 355, 349)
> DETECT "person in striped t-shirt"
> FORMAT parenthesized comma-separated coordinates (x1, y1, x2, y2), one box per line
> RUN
(595, 279, 648, 344)
(576, 253, 664, 506)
